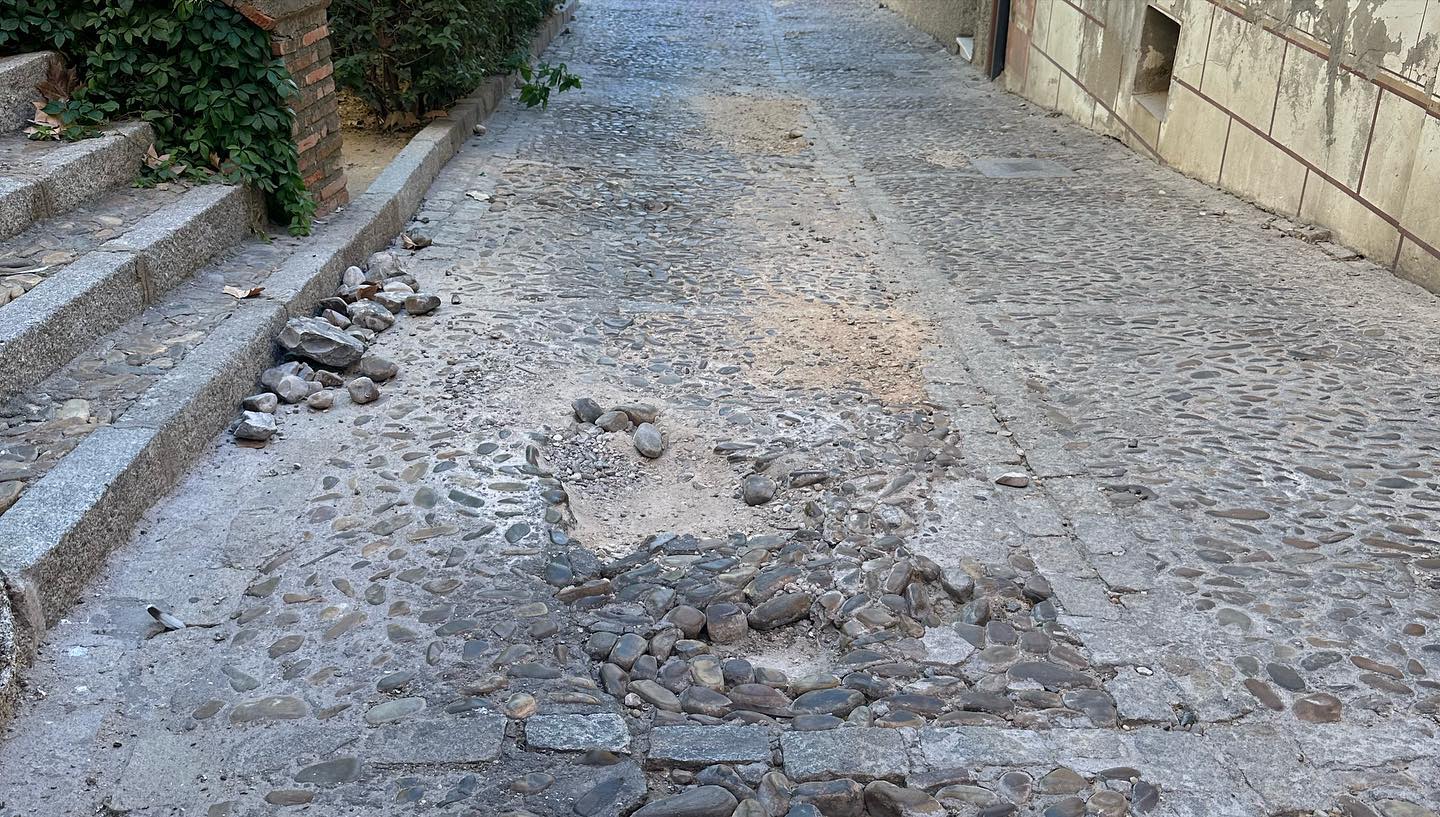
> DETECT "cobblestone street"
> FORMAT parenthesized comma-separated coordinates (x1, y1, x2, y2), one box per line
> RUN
(2, 0, 1439, 815)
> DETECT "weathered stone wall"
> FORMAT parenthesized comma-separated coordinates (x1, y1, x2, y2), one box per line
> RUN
(227, 0, 349, 216)
(883, 0, 980, 48)
(1001, 0, 1440, 292)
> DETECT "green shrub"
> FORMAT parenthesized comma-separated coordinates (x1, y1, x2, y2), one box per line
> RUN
(0, 0, 314, 234)
(330, 0, 564, 121)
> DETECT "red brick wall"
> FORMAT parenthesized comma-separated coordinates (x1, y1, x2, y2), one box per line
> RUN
(226, 0, 349, 216)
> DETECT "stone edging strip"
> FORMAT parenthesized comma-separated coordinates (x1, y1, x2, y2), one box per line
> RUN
(0, 0, 577, 724)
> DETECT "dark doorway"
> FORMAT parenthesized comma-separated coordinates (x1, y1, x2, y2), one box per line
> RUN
(989, 0, 1012, 79)
(1134, 5, 1181, 119)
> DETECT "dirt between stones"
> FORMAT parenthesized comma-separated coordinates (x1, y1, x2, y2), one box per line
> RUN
(558, 415, 767, 558)
(747, 292, 931, 406)
(691, 93, 813, 155)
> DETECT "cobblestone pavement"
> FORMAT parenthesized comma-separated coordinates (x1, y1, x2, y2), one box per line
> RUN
(2, 1, 1439, 816)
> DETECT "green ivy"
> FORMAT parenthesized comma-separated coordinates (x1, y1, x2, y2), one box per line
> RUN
(513, 59, 581, 110)
(0, 0, 315, 234)
(331, 0, 569, 121)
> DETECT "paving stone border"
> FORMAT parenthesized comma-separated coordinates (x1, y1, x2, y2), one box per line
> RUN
(0, 0, 577, 726)
(649, 725, 775, 768)
(529, 713, 633, 752)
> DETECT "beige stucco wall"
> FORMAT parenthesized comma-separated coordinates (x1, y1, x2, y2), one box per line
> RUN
(1002, 0, 1440, 292)
(883, 0, 990, 60)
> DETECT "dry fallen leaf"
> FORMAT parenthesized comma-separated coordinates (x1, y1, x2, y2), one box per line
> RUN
(30, 101, 63, 127)
(37, 61, 80, 101)
(144, 144, 176, 170)
(223, 285, 264, 299)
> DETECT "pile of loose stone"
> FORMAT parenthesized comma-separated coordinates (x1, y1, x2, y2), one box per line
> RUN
(551, 529, 1117, 736)
(571, 397, 667, 459)
(231, 251, 436, 442)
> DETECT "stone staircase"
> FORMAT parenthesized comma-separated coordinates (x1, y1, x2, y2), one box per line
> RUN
(0, 56, 271, 627)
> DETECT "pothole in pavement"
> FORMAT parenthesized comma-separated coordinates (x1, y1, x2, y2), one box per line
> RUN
(553, 526, 1115, 732)
(515, 396, 1163, 817)
(535, 391, 1119, 726)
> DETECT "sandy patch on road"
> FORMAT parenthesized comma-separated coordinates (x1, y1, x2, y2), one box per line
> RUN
(691, 93, 812, 155)
(557, 413, 768, 558)
(748, 292, 930, 405)
(923, 147, 972, 169)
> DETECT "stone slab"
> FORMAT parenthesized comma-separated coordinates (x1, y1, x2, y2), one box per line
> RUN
(648, 725, 773, 768)
(916, 726, 1127, 771)
(780, 727, 908, 782)
(367, 716, 506, 764)
(527, 713, 631, 752)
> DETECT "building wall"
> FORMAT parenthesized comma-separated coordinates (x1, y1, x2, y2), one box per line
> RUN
(1003, 0, 1440, 292)
(885, 0, 995, 65)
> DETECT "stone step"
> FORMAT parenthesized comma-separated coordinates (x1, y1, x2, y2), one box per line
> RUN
(0, 225, 304, 520)
(0, 182, 261, 404)
(0, 52, 57, 134)
(0, 120, 153, 241)
(0, 182, 190, 307)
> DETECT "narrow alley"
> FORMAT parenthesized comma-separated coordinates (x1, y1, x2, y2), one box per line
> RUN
(1, 0, 1437, 815)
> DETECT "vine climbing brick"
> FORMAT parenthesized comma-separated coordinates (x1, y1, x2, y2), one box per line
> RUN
(227, 0, 349, 216)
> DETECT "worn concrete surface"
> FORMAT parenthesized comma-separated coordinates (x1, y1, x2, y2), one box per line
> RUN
(0, 0, 1437, 815)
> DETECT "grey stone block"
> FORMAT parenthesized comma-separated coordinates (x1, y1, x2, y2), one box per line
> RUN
(0, 177, 43, 242)
(367, 716, 506, 764)
(0, 425, 155, 628)
(781, 727, 909, 782)
(527, 713, 631, 752)
(0, 251, 143, 405)
(34, 121, 152, 217)
(916, 726, 1125, 770)
(103, 183, 260, 292)
(648, 725, 773, 768)
(0, 53, 56, 133)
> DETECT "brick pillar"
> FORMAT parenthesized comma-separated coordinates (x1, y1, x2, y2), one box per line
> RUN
(226, 0, 349, 216)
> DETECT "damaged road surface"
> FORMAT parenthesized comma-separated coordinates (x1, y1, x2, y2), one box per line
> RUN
(2, 0, 1439, 816)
